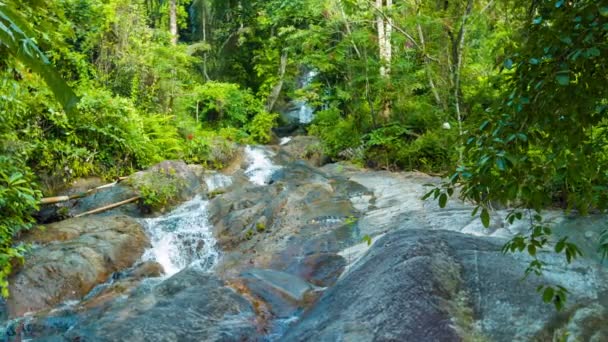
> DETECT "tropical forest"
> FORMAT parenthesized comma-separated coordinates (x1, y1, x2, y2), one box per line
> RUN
(0, 0, 607, 340)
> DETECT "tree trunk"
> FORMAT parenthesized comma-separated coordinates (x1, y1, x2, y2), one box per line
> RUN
(170, 0, 178, 45)
(265, 51, 288, 113)
(202, 8, 210, 81)
(374, 0, 393, 120)
(337, 0, 361, 58)
(453, 0, 474, 139)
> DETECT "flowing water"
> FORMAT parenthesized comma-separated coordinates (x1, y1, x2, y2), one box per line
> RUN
(284, 70, 318, 124)
(244, 146, 282, 185)
(141, 195, 219, 276)
(205, 172, 233, 192)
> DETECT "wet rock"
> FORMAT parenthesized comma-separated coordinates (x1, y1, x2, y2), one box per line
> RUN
(131, 160, 203, 203)
(286, 253, 346, 287)
(275, 136, 328, 167)
(8, 215, 149, 318)
(240, 269, 317, 318)
(62, 267, 261, 341)
(209, 160, 364, 277)
(281, 229, 608, 342)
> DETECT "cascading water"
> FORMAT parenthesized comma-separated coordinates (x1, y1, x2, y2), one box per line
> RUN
(244, 146, 281, 185)
(205, 173, 233, 192)
(284, 70, 318, 124)
(141, 195, 219, 276)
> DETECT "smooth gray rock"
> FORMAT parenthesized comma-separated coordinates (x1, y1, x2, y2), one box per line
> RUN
(281, 229, 608, 342)
(241, 269, 315, 318)
(8, 215, 149, 318)
(62, 267, 261, 341)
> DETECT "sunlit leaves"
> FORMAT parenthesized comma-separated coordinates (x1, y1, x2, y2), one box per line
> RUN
(0, 3, 79, 115)
(537, 284, 568, 311)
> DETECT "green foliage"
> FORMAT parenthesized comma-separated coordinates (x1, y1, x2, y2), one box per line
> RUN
(247, 111, 278, 144)
(425, 0, 608, 309)
(308, 107, 361, 157)
(185, 82, 265, 127)
(0, 156, 42, 297)
(0, 1, 79, 114)
(130, 170, 185, 211)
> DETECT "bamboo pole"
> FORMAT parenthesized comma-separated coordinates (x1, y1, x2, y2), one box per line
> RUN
(73, 196, 141, 218)
(40, 177, 129, 205)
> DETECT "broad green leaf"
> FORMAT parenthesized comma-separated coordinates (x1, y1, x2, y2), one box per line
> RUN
(480, 208, 490, 228)
(439, 193, 448, 208)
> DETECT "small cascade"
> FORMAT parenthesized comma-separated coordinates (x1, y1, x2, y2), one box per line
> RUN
(279, 137, 292, 146)
(141, 195, 219, 276)
(244, 146, 282, 185)
(205, 173, 233, 192)
(283, 69, 318, 125)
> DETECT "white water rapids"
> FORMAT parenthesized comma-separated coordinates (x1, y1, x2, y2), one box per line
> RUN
(140, 147, 280, 276)
(141, 196, 219, 276)
(244, 146, 281, 185)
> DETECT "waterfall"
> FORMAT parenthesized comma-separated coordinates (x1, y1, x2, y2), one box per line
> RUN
(283, 69, 318, 125)
(244, 146, 281, 185)
(141, 195, 219, 276)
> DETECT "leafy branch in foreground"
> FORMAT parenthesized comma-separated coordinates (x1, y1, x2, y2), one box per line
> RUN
(424, 1, 608, 310)
(0, 1, 79, 114)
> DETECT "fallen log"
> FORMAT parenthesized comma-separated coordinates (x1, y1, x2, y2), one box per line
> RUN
(73, 196, 141, 218)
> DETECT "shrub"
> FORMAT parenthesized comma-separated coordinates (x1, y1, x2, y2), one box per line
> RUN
(247, 112, 279, 144)
(308, 107, 361, 157)
(0, 157, 42, 297)
(181, 82, 265, 128)
(129, 170, 185, 212)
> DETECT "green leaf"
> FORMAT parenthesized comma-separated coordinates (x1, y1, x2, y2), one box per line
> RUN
(480, 208, 490, 228)
(528, 244, 537, 257)
(362, 235, 372, 246)
(496, 158, 506, 171)
(543, 287, 554, 303)
(422, 190, 434, 200)
(439, 193, 448, 208)
(555, 238, 566, 253)
(586, 47, 600, 58)
(600, 6, 608, 17)
(556, 71, 570, 86)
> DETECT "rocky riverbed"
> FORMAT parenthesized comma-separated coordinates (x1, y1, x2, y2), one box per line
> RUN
(2, 136, 607, 341)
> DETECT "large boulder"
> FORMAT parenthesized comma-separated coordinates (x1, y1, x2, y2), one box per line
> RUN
(61, 267, 261, 341)
(240, 269, 317, 318)
(208, 161, 367, 277)
(7, 215, 149, 318)
(281, 229, 608, 341)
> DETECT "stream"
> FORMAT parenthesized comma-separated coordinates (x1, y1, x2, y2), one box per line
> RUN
(2, 140, 608, 341)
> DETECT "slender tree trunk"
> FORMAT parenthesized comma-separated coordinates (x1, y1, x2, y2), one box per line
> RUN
(375, 0, 387, 77)
(385, 0, 392, 75)
(415, 2, 443, 109)
(374, 0, 393, 120)
(453, 0, 474, 139)
(337, 0, 361, 58)
(265, 51, 288, 113)
(170, 0, 178, 45)
(202, 9, 210, 81)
